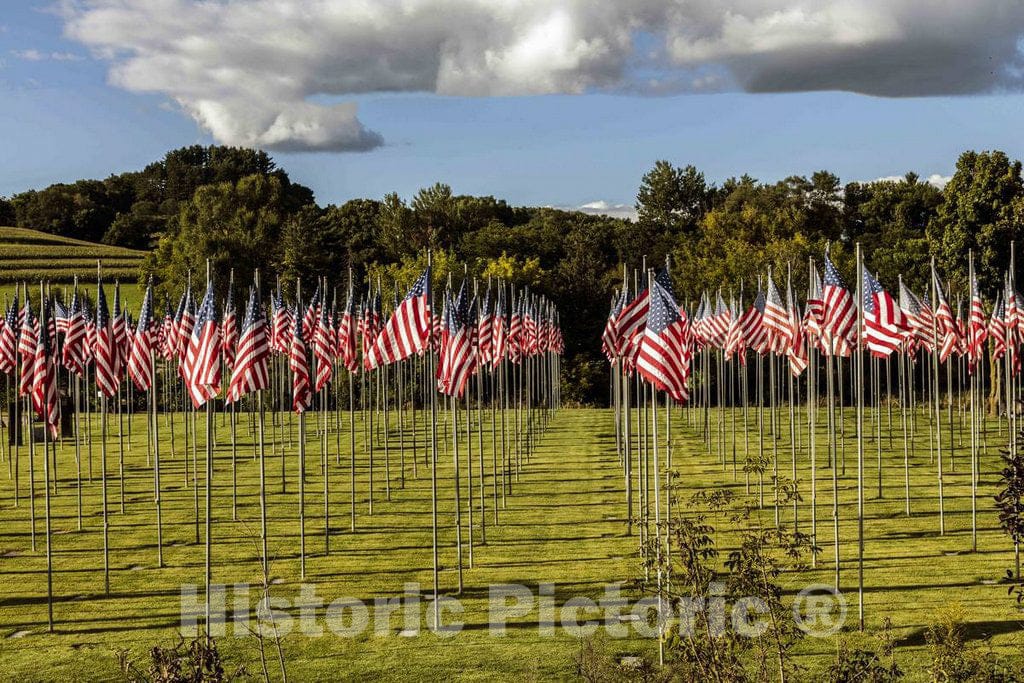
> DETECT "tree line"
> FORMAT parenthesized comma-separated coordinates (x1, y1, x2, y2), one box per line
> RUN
(2, 145, 1023, 404)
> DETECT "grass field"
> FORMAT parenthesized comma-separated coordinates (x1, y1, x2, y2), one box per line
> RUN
(0, 227, 146, 305)
(0, 401, 1021, 681)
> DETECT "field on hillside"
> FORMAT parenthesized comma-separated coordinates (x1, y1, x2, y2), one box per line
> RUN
(0, 404, 1022, 681)
(0, 227, 146, 306)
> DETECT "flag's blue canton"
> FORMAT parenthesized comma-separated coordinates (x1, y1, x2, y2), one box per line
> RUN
(753, 290, 766, 313)
(96, 284, 109, 328)
(194, 284, 217, 333)
(648, 281, 680, 333)
(407, 269, 429, 300)
(654, 267, 675, 300)
(824, 256, 846, 289)
(863, 270, 883, 316)
(136, 285, 154, 334)
(243, 287, 262, 329)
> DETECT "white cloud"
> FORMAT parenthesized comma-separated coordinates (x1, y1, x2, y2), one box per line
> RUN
(12, 49, 83, 61)
(871, 173, 951, 189)
(555, 200, 637, 221)
(61, 1, 1024, 151)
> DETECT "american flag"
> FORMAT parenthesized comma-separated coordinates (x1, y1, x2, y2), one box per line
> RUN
(763, 274, 791, 354)
(166, 292, 184, 359)
(337, 284, 359, 374)
(862, 268, 906, 357)
(491, 288, 507, 368)
(54, 298, 69, 336)
(112, 282, 128, 376)
(313, 299, 335, 391)
(17, 296, 38, 396)
(176, 288, 195, 380)
(183, 281, 221, 408)
(94, 282, 120, 398)
(724, 296, 745, 361)
(616, 285, 649, 367)
(290, 300, 312, 413)
(31, 299, 59, 438)
(635, 280, 690, 404)
(365, 266, 432, 369)
(705, 292, 731, 350)
(821, 253, 855, 356)
(227, 287, 270, 403)
(222, 285, 238, 372)
(804, 266, 825, 342)
(1004, 281, 1020, 351)
(302, 283, 320, 345)
(62, 288, 88, 376)
(736, 289, 766, 355)
(478, 288, 494, 366)
(990, 293, 1007, 362)
(437, 282, 478, 398)
(127, 282, 156, 392)
(786, 281, 807, 375)
(158, 300, 174, 361)
(601, 291, 624, 361)
(931, 265, 959, 363)
(361, 289, 381, 370)
(507, 295, 523, 364)
(898, 279, 933, 352)
(270, 286, 291, 355)
(523, 298, 538, 356)
(0, 299, 17, 374)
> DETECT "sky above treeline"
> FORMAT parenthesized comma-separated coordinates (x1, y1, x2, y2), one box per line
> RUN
(3, 1, 1024, 220)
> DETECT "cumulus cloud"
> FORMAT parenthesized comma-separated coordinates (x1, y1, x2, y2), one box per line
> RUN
(62, 0, 1024, 151)
(12, 49, 83, 61)
(872, 173, 951, 188)
(552, 200, 637, 221)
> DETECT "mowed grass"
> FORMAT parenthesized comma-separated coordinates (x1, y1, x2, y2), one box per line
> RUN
(0, 402, 1021, 681)
(0, 406, 648, 681)
(0, 227, 146, 296)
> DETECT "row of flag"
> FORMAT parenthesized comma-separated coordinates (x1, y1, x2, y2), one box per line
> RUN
(601, 251, 1020, 401)
(0, 267, 564, 432)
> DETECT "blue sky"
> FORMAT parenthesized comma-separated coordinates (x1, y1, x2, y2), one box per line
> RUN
(3, 2, 1024, 217)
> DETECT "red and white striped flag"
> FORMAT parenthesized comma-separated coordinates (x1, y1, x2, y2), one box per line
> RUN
(862, 268, 906, 358)
(365, 267, 432, 369)
(227, 287, 271, 403)
(763, 274, 791, 354)
(94, 282, 119, 398)
(635, 280, 690, 404)
(222, 286, 238, 372)
(31, 301, 59, 438)
(183, 281, 221, 408)
(0, 298, 17, 375)
(290, 303, 312, 413)
(437, 283, 478, 398)
(127, 282, 156, 392)
(821, 253, 855, 356)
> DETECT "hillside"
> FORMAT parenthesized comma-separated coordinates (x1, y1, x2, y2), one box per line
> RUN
(0, 226, 145, 285)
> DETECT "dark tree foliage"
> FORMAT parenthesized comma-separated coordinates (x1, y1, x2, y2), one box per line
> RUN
(9, 145, 315, 249)
(0, 196, 16, 226)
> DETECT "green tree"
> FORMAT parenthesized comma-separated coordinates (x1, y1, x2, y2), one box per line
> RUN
(147, 174, 292, 300)
(928, 150, 1024, 295)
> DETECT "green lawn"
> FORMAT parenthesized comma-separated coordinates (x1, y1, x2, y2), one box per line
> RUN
(0, 402, 1021, 681)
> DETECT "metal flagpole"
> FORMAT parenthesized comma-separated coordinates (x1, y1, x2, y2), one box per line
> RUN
(40, 283, 54, 632)
(151, 345, 163, 567)
(296, 279, 307, 579)
(427, 251, 441, 628)
(855, 244, 865, 631)
(931, 259, 945, 535)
